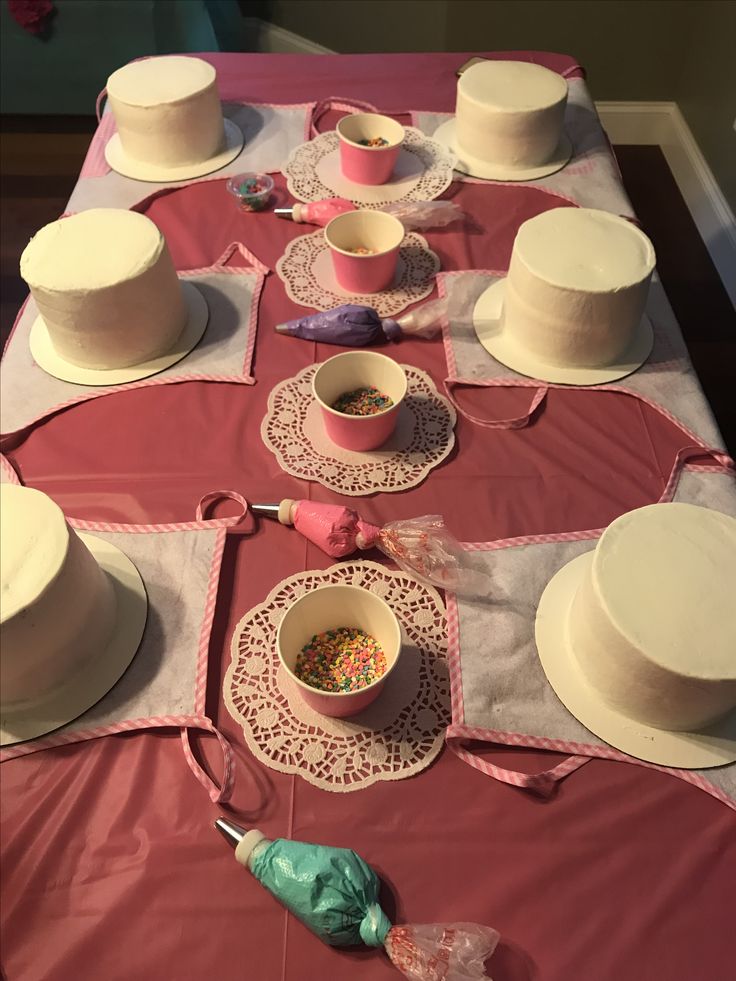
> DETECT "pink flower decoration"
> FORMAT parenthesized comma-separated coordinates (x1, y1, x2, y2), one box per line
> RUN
(8, 0, 55, 36)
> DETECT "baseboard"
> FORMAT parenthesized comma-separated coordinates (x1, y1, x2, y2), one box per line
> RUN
(596, 101, 736, 306)
(242, 17, 334, 55)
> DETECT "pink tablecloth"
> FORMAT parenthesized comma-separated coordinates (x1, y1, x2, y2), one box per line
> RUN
(1, 53, 734, 981)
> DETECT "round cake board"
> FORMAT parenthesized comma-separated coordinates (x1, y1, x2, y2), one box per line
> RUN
(29, 281, 209, 386)
(433, 117, 572, 182)
(535, 551, 736, 769)
(0, 533, 148, 746)
(473, 278, 654, 386)
(104, 117, 244, 182)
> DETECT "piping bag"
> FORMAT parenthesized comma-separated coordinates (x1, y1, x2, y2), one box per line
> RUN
(216, 818, 499, 980)
(275, 297, 447, 346)
(275, 198, 464, 229)
(251, 499, 490, 596)
(274, 198, 355, 225)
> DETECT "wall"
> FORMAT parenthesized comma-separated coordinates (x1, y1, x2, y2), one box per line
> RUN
(266, 0, 694, 98)
(266, 0, 447, 53)
(443, 0, 694, 101)
(266, 0, 735, 210)
(2, 0, 733, 210)
(0, 0, 218, 115)
(676, 0, 736, 210)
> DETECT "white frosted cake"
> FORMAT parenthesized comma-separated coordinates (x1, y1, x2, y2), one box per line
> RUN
(20, 209, 187, 369)
(568, 503, 736, 731)
(107, 55, 225, 167)
(501, 208, 656, 368)
(456, 60, 568, 169)
(0, 485, 116, 709)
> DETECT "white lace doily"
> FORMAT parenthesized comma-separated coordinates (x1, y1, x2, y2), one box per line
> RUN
(276, 229, 439, 317)
(283, 127, 456, 208)
(260, 363, 457, 495)
(224, 561, 450, 792)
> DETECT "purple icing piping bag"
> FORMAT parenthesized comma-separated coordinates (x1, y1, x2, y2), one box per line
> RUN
(274, 298, 447, 347)
(274, 304, 399, 345)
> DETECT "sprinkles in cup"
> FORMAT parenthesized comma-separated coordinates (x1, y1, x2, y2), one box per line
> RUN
(294, 627, 387, 693)
(331, 386, 394, 416)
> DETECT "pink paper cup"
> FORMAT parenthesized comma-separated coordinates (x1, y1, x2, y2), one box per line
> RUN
(276, 584, 402, 719)
(336, 113, 405, 185)
(324, 210, 405, 294)
(312, 350, 408, 451)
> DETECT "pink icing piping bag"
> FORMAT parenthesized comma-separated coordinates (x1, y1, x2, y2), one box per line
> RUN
(251, 499, 380, 558)
(251, 500, 490, 595)
(273, 198, 356, 226)
(274, 200, 465, 231)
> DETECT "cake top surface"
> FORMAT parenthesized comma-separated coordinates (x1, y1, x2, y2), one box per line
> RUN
(0, 485, 69, 622)
(107, 56, 216, 107)
(514, 208, 656, 291)
(20, 209, 164, 291)
(459, 60, 567, 112)
(593, 502, 736, 679)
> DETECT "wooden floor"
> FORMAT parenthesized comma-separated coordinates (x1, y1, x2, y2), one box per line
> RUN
(1, 117, 734, 451)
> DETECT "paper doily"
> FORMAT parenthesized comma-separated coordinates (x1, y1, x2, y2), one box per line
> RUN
(276, 229, 439, 317)
(261, 363, 457, 495)
(224, 561, 450, 792)
(283, 127, 456, 208)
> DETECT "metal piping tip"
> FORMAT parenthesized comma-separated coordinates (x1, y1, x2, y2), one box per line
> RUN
(215, 817, 247, 848)
(250, 503, 282, 518)
(274, 323, 290, 333)
(273, 208, 294, 216)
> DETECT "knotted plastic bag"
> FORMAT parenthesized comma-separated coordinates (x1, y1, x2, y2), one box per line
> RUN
(376, 515, 491, 596)
(382, 200, 465, 230)
(385, 923, 500, 981)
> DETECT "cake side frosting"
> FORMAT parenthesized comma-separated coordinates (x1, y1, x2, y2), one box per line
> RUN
(455, 61, 567, 166)
(501, 208, 655, 367)
(568, 503, 736, 730)
(107, 56, 224, 166)
(21, 209, 186, 369)
(0, 485, 117, 707)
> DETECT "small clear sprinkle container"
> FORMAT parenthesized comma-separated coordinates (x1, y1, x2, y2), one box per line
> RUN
(226, 172, 274, 212)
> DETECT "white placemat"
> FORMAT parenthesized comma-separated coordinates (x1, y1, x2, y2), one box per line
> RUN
(438, 269, 726, 453)
(72, 101, 312, 211)
(446, 468, 736, 809)
(1, 258, 265, 437)
(413, 78, 634, 218)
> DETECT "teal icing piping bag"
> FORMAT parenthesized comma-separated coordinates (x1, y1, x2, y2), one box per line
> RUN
(215, 819, 499, 980)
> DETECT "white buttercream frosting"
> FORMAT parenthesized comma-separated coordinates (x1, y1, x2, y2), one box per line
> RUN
(107, 56, 225, 166)
(568, 503, 736, 730)
(0, 485, 116, 707)
(501, 208, 656, 367)
(108, 55, 216, 107)
(514, 207, 655, 290)
(455, 61, 567, 167)
(20, 209, 186, 369)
